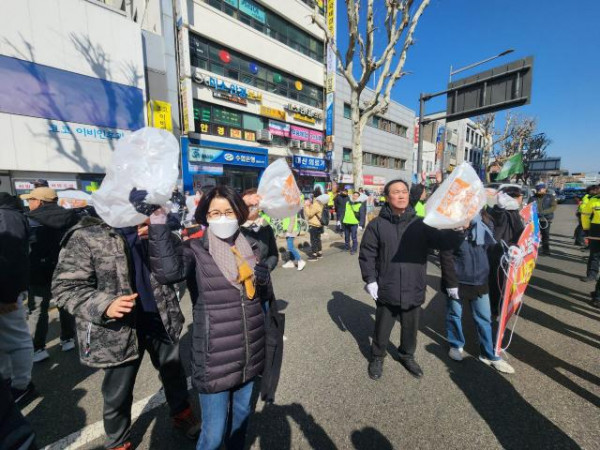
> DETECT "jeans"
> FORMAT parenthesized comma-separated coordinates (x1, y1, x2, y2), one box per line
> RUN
(446, 293, 499, 361)
(28, 284, 75, 351)
(343, 224, 358, 252)
(308, 226, 322, 255)
(102, 318, 189, 449)
(286, 237, 301, 261)
(371, 303, 420, 360)
(0, 295, 33, 390)
(196, 379, 255, 450)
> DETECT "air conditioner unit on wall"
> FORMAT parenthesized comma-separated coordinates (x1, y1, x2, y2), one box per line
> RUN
(256, 129, 272, 142)
(290, 139, 301, 148)
(300, 141, 309, 150)
(312, 144, 321, 152)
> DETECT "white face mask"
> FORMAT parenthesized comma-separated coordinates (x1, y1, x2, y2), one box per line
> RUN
(497, 192, 520, 211)
(208, 216, 239, 239)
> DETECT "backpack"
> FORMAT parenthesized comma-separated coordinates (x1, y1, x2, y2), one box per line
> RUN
(319, 207, 330, 226)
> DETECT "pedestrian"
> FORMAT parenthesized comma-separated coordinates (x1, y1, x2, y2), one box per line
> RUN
(440, 210, 515, 373)
(580, 189, 600, 283)
(359, 179, 463, 380)
(531, 183, 557, 255)
(147, 186, 281, 450)
(342, 191, 366, 255)
(0, 193, 35, 404)
(0, 380, 37, 449)
(52, 189, 200, 450)
(334, 189, 349, 233)
(20, 187, 78, 362)
(409, 183, 427, 218)
(365, 191, 375, 223)
(487, 187, 525, 316)
(280, 213, 306, 271)
(304, 187, 326, 262)
(32, 179, 49, 188)
(575, 185, 598, 248)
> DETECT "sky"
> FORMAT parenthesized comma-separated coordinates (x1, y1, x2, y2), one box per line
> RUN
(335, 0, 600, 174)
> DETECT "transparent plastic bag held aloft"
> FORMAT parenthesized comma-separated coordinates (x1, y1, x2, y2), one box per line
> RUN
(258, 159, 302, 219)
(92, 127, 180, 228)
(424, 162, 486, 230)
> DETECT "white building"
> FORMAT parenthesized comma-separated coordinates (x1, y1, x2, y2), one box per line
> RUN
(178, 0, 328, 194)
(0, 0, 147, 195)
(333, 74, 415, 192)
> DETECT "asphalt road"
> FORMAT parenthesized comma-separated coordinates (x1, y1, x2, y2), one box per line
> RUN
(22, 205, 599, 449)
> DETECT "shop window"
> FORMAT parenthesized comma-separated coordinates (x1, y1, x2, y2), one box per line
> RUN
(272, 135, 287, 146)
(226, 68, 239, 80)
(240, 72, 254, 85)
(210, 62, 224, 76)
(343, 148, 352, 162)
(242, 114, 264, 131)
(363, 153, 372, 165)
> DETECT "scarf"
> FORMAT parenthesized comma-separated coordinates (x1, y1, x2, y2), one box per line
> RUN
(469, 214, 496, 246)
(208, 227, 257, 296)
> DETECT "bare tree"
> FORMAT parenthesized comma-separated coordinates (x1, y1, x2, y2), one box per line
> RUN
(312, 0, 430, 187)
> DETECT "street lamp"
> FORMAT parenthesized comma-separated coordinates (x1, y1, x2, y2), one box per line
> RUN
(449, 49, 514, 82)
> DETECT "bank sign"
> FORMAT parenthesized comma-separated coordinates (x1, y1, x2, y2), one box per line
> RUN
(293, 155, 326, 171)
(189, 146, 267, 168)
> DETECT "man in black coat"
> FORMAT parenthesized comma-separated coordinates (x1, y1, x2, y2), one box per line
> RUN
(359, 179, 463, 380)
(334, 189, 349, 233)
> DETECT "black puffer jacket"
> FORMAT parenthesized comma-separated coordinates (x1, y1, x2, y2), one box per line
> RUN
(359, 204, 463, 309)
(0, 194, 29, 305)
(148, 225, 265, 394)
(487, 206, 524, 247)
(241, 224, 278, 271)
(27, 202, 78, 286)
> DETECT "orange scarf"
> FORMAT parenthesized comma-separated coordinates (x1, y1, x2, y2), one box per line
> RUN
(231, 246, 256, 300)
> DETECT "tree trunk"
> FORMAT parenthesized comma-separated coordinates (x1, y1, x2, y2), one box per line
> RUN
(350, 90, 364, 188)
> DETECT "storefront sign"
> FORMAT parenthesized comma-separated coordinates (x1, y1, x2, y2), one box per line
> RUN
(147, 100, 173, 131)
(189, 146, 267, 168)
(188, 163, 224, 176)
(48, 123, 126, 140)
(15, 180, 78, 191)
(213, 91, 247, 105)
(325, 0, 336, 141)
(363, 175, 387, 186)
(293, 113, 316, 124)
(290, 125, 323, 144)
(340, 174, 353, 183)
(268, 120, 290, 137)
(199, 122, 256, 142)
(260, 106, 286, 121)
(239, 0, 265, 23)
(194, 72, 262, 102)
(285, 103, 323, 121)
(292, 155, 326, 171)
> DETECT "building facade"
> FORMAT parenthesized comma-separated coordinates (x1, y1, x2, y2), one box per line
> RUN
(333, 74, 415, 192)
(0, 0, 147, 195)
(178, 0, 328, 194)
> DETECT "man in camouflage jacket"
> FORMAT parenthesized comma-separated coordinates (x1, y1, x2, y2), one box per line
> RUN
(52, 216, 199, 449)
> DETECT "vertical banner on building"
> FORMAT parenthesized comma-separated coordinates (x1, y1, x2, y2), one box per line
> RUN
(325, 0, 336, 158)
(435, 125, 445, 171)
(147, 100, 173, 131)
(175, 0, 194, 134)
(494, 202, 540, 356)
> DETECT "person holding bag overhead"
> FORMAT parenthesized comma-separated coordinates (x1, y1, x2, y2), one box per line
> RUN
(147, 185, 283, 450)
(304, 187, 325, 262)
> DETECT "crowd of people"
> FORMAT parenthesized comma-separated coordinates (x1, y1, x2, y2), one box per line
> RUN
(0, 174, 593, 450)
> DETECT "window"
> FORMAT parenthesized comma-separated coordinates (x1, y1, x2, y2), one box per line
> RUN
(343, 103, 351, 119)
(343, 148, 352, 162)
(363, 153, 372, 165)
(242, 114, 264, 131)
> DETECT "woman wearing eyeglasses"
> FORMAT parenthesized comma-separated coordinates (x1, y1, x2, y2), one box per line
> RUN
(147, 185, 279, 450)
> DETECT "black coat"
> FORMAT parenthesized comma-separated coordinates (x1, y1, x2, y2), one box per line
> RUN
(240, 224, 279, 271)
(487, 206, 524, 247)
(359, 204, 463, 309)
(27, 202, 78, 286)
(334, 194, 349, 219)
(0, 194, 29, 305)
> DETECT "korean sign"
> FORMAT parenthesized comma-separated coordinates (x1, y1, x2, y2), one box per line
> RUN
(292, 155, 326, 171)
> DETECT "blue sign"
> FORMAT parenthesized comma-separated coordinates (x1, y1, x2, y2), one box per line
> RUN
(239, 0, 265, 23)
(189, 146, 268, 168)
(293, 155, 326, 171)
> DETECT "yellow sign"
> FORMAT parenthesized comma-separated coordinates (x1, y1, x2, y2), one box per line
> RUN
(260, 106, 286, 121)
(293, 113, 316, 124)
(148, 100, 173, 131)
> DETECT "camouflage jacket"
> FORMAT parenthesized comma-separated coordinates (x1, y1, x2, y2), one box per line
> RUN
(52, 217, 184, 368)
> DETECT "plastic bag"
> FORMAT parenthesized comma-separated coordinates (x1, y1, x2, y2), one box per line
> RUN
(424, 162, 486, 229)
(258, 159, 302, 219)
(316, 193, 330, 204)
(92, 127, 180, 228)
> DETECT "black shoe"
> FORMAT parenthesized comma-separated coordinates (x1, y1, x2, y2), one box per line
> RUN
(580, 276, 596, 282)
(308, 255, 318, 262)
(368, 357, 384, 380)
(11, 382, 36, 404)
(400, 359, 423, 378)
(317, 252, 323, 259)
(350, 251, 356, 256)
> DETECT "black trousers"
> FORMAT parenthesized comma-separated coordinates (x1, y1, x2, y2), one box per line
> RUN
(587, 239, 600, 278)
(101, 321, 189, 449)
(540, 221, 551, 252)
(371, 302, 421, 360)
(309, 226, 322, 254)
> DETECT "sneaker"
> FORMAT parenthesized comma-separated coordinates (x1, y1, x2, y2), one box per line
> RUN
(60, 339, 76, 352)
(33, 349, 50, 363)
(297, 260, 306, 271)
(448, 347, 464, 361)
(108, 442, 132, 450)
(282, 261, 295, 269)
(479, 356, 515, 374)
(308, 255, 318, 262)
(11, 382, 36, 404)
(316, 252, 323, 259)
(350, 250, 356, 256)
(399, 358, 423, 378)
(172, 406, 201, 440)
(368, 357, 384, 380)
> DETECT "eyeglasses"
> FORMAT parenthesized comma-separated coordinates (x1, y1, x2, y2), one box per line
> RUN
(207, 209, 236, 220)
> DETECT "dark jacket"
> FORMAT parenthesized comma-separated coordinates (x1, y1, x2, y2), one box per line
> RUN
(487, 206, 524, 247)
(52, 217, 184, 369)
(533, 193, 557, 221)
(334, 194, 349, 220)
(148, 226, 266, 394)
(240, 224, 279, 271)
(27, 202, 78, 286)
(0, 194, 29, 305)
(359, 204, 463, 309)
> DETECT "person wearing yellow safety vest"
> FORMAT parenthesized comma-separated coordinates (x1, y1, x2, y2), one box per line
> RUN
(342, 192, 366, 255)
(580, 188, 600, 284)
(409, 184, 427, 218)
(575, 186, 598, 247)
(281, 214, 306, 271)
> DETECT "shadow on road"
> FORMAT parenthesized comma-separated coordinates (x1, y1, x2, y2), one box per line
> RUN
(350, 426, 393, 450)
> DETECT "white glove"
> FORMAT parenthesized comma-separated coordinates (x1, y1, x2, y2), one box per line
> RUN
(446, 288, 459, 299)
(365, 282, 378, 300)
(359, 226, 363, 231)
(336, 221, 341, 226)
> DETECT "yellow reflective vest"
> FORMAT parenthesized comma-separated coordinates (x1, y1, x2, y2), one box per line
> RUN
(581, 196, 600, 231)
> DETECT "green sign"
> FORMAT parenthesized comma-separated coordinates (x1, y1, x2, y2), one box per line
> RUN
(239, 0, 265, 24)
(213, 107, 242, 127)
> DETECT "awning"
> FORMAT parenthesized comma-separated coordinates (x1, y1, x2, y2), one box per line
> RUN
(294, 169, 329, 178)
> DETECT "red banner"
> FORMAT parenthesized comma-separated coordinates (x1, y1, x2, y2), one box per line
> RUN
(494, 202, 541, 356)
